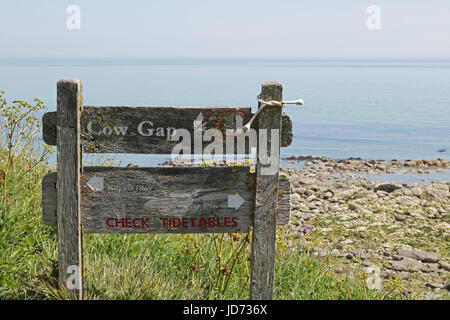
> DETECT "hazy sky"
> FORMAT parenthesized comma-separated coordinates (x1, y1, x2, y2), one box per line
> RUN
(1, 0, 449, 58)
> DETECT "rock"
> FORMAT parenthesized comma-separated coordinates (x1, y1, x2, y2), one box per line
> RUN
(336, 188, 358, 200)
(425, 283, 444, 289)
(402, 188, 413, 196)
(352, 190, 373, 200)
(422, 183, 449, 202)
(397, 248, 439, 263)
(291, 193, 302, 204)
(374, 183, 402, 193)
(296, 187, 306, 195)
(425, 291, 445, 300)
(126, 163, 139, 167)
(398, 271, 411, 279)
(394, 214, 407, 222)
(333, 264, 345, 273)
(376, 190, 389, 198)
(411, 186, 423, 198)
(427, 207, 438, 216)
(348, 203, 371, 214)
(346, 253, 354, 260)
(420, 263, 440, 273)
(395, 196, 420, 206)
(298, 178, 316, 185)
(405, 160, 416, 167)
(391, 189, 404, 197)
(390, 257, 422, 272)
(323, 191, 333, 199)
(431, 159, 441, 166)
(439, 261, 450, 272)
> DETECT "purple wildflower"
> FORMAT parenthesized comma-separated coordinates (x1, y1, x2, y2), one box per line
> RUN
(401, 290, 409, 295)
(300, 227, 311, 234)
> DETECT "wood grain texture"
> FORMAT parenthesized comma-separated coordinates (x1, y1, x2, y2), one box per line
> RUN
(250, 82, 283, 300)
(42, 108, 293, 151)
(42, 111, 57, 146)
(81, 106, 251, 154)
(79, 166, 255, 233)
(42, 172, 57, 226)
(276, 175, 291, 226)
(56, 79, 83, 299)
(281, 113, 293, 147)
(42, 171, 291, 227)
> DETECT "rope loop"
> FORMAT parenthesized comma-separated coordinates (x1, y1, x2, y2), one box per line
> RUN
(240, 98, 304, 133)
(258, 99, 284, 107)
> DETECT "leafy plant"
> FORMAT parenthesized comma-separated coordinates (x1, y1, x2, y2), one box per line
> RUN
(0, 91, 54, 198)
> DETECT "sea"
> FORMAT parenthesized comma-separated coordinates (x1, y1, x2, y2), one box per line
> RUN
(1, 58, 449, 178)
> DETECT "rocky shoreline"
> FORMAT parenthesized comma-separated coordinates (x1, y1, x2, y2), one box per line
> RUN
(281, 156, 449, 299)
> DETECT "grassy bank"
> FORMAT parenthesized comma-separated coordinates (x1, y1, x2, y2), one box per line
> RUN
(0, 94, 400, 300)
(0, 156, 389, 299)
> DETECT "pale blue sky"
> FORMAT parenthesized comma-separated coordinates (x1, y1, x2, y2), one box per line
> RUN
(1, 0, 449, 58)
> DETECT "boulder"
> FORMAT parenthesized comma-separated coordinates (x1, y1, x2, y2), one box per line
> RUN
(291, 193, 302, 204)
(420, 263, 440, 273)
(411, 186, 423, 197)
(374, 183, 402, 193)
(348, 203, 371, 214)
(397, 248, 439, 263)
(405, 160, 416, 167)
(395, 196, 420, 206)
(421, 183, 449, 202)
(390, 257, 422, 272)
(439, 261, 450, 272)
(298, 178, 316, 185)
(335, 188, 359, 200)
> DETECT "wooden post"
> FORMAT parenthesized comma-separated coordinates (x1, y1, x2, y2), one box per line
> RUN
(57, 79, 83, 299)
(250, 82, 283, 299)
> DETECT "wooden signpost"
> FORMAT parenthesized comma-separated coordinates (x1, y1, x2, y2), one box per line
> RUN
(42, 79, 293, 300)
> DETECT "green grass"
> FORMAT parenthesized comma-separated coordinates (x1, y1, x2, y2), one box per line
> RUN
(0, 150, 406, 300)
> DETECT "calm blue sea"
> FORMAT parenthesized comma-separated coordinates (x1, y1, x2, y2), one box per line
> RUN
(1, 58, 449, 165)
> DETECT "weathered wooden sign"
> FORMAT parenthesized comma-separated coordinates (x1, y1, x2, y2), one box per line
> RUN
(42, 107, 293, 153)
(42, 169, 291, 230)
(42, 79, 293, 300)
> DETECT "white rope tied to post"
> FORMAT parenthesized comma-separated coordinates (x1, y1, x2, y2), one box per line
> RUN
(241, 98, 304, 132)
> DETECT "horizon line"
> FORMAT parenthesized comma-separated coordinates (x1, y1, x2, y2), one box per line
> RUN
(1, 56, 450, 61)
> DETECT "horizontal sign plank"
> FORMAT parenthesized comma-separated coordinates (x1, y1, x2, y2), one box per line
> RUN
(42, 112, 57, 146)
(42, 169, 291, 231)
(81, 166, 255, 233)
(42, 172, 58, 226)
(42, 107, 292, 153)
(276, 174, 291, 226)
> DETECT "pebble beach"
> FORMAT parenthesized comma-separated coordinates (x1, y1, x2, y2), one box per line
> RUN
(282, 156, 450, 299)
